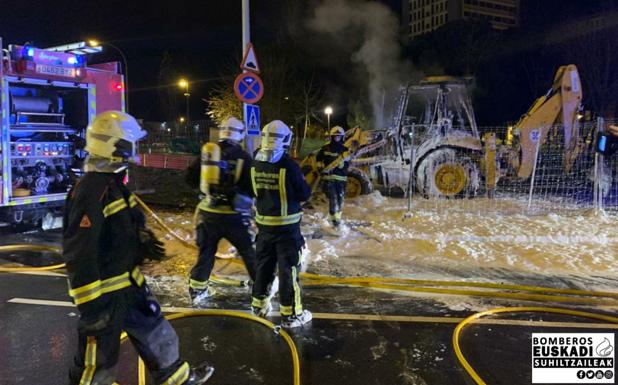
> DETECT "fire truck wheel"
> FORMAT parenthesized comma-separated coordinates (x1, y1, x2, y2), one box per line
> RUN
(346, 168, 372, 198)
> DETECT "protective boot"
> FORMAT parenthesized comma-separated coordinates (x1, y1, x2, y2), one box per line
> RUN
(251, 301, 272, 318)
(189, 286, 217, 308)
(281, 309, 313, 329)
(183, 362, 214, 384)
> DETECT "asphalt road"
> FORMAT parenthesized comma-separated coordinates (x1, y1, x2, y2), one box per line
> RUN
(1, 232, 617, 385)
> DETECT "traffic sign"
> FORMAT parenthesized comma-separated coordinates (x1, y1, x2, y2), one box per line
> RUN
(240, 43, 260, 73)
(234, 72, 264, 104)
(244, 104, 260, 135)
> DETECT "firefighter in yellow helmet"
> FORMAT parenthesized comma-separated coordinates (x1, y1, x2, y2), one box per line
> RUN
(316, 126, 350, 229)
(64, 111, 214, 385)
(187, 117, 256, 306)
(250, 120, 313, 328)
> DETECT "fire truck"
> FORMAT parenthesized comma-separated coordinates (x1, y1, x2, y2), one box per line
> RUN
(0, 39, 125, 227)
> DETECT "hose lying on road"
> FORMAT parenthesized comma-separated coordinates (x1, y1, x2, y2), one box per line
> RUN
(133, 195, 243, 287)
(0, 244, 64, 272)
(122, 310, 301, 385)
(453, 307, 618, 385)
(3, 196, 618, 306)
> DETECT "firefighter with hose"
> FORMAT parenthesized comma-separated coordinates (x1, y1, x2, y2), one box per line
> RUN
(316, 126, 350, 229)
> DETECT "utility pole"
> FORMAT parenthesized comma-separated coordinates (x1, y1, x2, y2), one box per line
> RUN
(242, 0, 256, 155)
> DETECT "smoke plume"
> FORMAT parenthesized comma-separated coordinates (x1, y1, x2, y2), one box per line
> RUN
(308, 0, 414, 128)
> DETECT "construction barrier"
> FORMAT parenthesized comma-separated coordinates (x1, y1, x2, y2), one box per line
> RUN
(139, 153, 197, 171)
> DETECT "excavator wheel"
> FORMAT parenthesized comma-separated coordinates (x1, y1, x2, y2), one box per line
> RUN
(346, 168, 373, 198)
(416, 148, 479, 198)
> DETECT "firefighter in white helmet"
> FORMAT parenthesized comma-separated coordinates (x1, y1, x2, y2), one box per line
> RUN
(316, 126, 350, 229)
(186, 117, 256, 306)
(64, 111, 214, 385)
(250, 120, 313, 328)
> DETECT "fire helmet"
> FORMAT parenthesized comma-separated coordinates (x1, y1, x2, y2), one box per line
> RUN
(260, 120, 292, 151)
(219, 117, 246, 142)
(330, 126, 345, 137)
(85, 111, 146, 163)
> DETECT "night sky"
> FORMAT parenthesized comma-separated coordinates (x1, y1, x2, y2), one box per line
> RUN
(0, 0, 606, 123)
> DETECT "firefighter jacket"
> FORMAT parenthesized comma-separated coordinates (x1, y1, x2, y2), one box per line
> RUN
(63, 172, 146, 318)
(250, 153, 311, 227)
(316, 141, 350, 182)
(193, 140, 253, 216)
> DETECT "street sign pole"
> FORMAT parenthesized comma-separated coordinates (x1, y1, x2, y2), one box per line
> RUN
(242, 0, 256, 156)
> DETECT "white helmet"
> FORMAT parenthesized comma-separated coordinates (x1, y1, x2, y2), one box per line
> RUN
(219, 116, 245, 142)
(256, 120, 292, 163)
(330, 126, 345, 137)
(85, 111, 146, 163)
(260, 120, 292, 151)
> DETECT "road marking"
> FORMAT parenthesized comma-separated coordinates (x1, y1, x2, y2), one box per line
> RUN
(9, 298, 74, 307)
(7, 297, 618, 329)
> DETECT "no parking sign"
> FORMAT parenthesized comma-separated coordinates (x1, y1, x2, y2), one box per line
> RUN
(234, 72, 264, 104)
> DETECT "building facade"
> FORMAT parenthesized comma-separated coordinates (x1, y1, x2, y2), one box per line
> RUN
(403, 0, 520, 40)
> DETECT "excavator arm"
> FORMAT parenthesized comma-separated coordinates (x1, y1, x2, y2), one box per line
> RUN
(515, 64, 583, 179)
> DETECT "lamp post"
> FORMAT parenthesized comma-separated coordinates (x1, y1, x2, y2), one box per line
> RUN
(88, 40, 130, 113)
(324, 106, 333, 131)
(178, 79, 190, 130)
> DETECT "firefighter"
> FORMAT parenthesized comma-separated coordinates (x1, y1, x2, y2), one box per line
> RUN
(316, 126, 350, 229)
(188, 117, 256, 306)
(64, 111, 214, 385)
(250, 120, 313, 328)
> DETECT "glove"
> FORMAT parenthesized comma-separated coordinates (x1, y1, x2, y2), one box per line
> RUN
(138, 228, 166, 262)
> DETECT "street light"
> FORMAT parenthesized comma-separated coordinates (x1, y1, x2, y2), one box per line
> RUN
(324, 106, 333, 131)
(178, 78, 190, 129)
(179, 117, 185, 123)
(88, 39, 130, 112)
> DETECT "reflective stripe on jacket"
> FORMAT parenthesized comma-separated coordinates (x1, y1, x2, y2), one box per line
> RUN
(63, 172, 145, 316)
(251, 154, 310, 226)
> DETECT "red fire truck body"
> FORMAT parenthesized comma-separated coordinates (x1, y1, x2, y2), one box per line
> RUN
(0, 39, 124, 226)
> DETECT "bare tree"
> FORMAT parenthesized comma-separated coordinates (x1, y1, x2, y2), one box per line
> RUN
(206, 45, 324, 139)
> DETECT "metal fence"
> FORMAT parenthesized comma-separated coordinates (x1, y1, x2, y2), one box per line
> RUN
(373, 118, 618, 216)
(139, 119, 214, 154)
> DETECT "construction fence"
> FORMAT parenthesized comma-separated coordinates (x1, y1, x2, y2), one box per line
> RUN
(402, 118, 618, 216)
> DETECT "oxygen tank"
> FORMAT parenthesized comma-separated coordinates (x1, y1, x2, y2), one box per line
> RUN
(200, 142, 221, 194)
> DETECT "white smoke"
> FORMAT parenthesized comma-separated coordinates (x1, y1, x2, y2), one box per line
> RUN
(308, 0, 413, 128)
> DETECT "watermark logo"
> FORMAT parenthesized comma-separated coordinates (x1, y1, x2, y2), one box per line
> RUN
(532, 333, 615, 384)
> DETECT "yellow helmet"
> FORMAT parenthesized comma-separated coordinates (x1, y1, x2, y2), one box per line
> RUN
(330, 126, 345, 137)
(85, 111, 146, 163)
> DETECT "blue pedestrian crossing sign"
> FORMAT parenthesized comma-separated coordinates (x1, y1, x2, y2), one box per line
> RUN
(244, 104, 260, 136)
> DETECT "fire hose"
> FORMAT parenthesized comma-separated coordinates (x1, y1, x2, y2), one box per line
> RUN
(2, 194, 618, 304)
(3, 198, 618, 385)
(121, 310, 301, 385)
(453, 307, 618, 385)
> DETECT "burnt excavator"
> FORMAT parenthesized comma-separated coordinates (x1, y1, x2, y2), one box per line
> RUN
(301, 65, 584, 199)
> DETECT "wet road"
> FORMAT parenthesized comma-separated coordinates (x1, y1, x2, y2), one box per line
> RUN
(1, 232, 617, 385)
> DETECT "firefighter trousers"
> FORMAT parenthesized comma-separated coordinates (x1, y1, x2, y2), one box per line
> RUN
(69, 285, 190, 385)
(322, 180, 346, 217)
(190, 211, 257, 289)
(252, 224, 305, 316)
